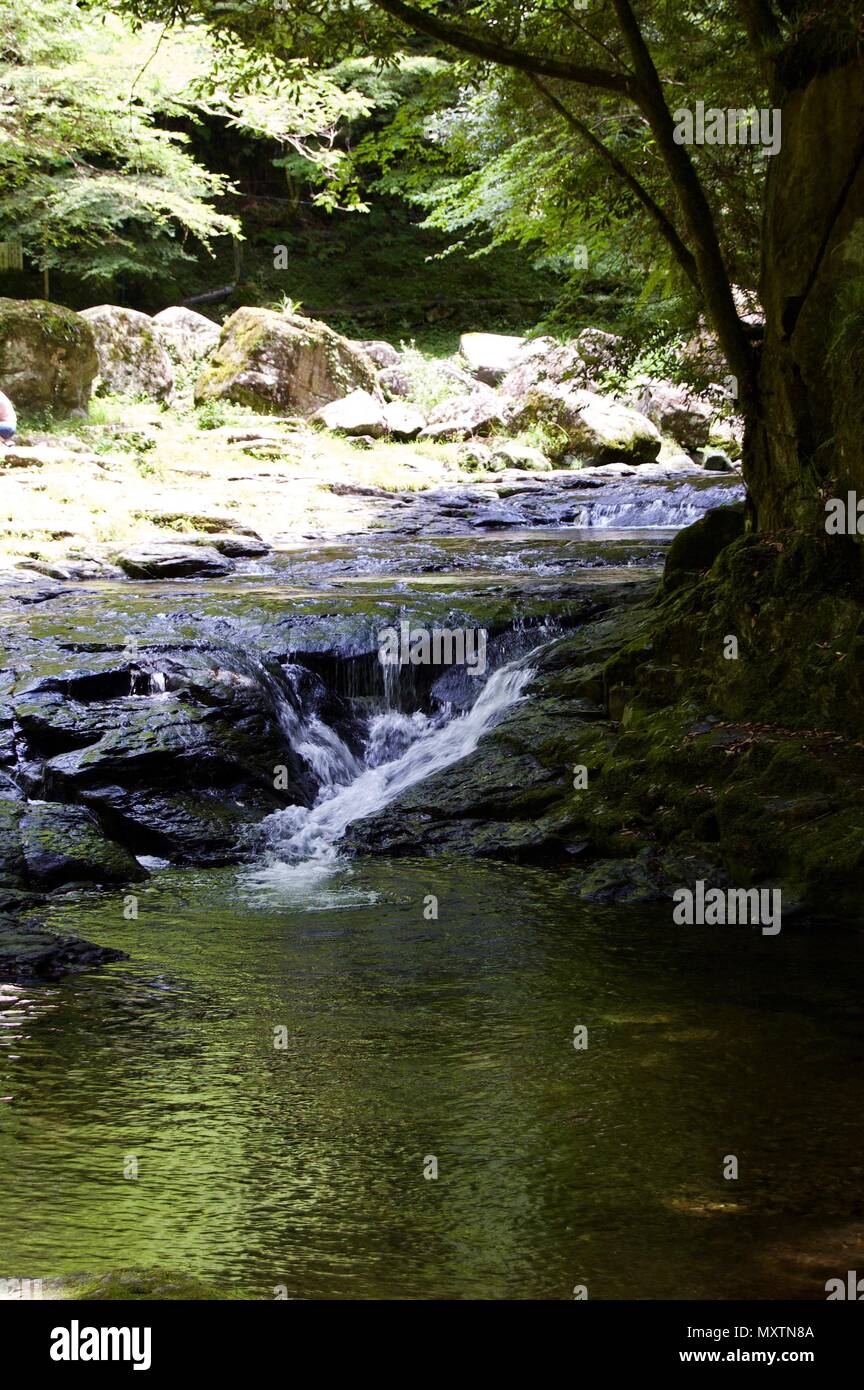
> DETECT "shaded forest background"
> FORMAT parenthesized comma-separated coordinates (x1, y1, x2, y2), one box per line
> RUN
(0, 0, 732, 356)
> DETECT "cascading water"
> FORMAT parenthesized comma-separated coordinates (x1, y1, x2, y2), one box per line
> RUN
(246, 659, 533, 895)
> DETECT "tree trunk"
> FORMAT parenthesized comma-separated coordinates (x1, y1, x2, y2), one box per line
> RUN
(748, 54, 864, 531)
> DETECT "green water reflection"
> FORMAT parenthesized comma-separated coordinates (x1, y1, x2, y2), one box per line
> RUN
(1, 859, 862, 1299)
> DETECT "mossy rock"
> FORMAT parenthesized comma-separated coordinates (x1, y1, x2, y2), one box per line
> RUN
(0, 916, 126, 981)
(19, 803, 145, 889)
(0, 297, 98, 415)
(194, 307, 376, 416)
(663, 503, 746, 582)
(80, 305, 174, 401)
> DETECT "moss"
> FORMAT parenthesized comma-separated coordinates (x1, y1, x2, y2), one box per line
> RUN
(54, 1267, 249, 1301)
(663, 503, 746, 584)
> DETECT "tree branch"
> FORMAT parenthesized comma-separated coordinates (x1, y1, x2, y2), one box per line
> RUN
(370, 0, 636, 97)
(609, 0, 757, 399)
(529, 75, 700, 292)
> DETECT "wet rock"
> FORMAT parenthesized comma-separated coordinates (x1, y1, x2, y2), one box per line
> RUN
(459, 332, 526, 385)
(311, 388, 387, 437)
(115, 544, 234, 579)
(16, 657, 319, 864)
(0, 797, 25, 887)
(194, 308, 376, 416)
(80, 305, 174, 401)
(346, 746, 564, 859)
(76, 784, 287, 863)
(0, 298, 98, 415)
(208, 533, 270, 558)
(16, 556, 125, 581)
(152, 306, 221, 363)
(0, 915, 126, 981)
(569, 857, 669, 904)
(20, 802, 146, 888)
(0, 768, 22, 799)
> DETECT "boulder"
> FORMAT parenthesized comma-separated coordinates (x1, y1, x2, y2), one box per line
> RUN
(701, 447, 735, 472)
(499, 336, 579, 400)
(490, 441, 552, 472)
(573, 327, 621, 375)
(419, 388, 504, 441)
(637, 381, 713, 451)
(0, 797, 25, 888)
(500, 328, 621, 402)
(194, 308, 376, 416)
(707, 415, 744, 458)
(456, 442, 495, 473)
(152, 306, 221, 364)
(508, 387, 662, 463)
(377, 364, 413, 399)
(378, 356, 476, 404)
(115, 544, 234, 579)
(311, 389, 387, 437)
(15, 657, 320, 864)
(208, 534, 270, 558)
(20, 802, 145, 889)
(459, 332, 526, 385)
(0, 298, 98, 415)
(80, 305, 174, 401)
(354, 339, 401, 369)
(663, 504, 746, 578)
(381, 400, 425, 440)
(663, 453, 701, 471)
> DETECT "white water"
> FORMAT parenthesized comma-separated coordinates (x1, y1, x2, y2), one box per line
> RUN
(245, 660, 533, 898)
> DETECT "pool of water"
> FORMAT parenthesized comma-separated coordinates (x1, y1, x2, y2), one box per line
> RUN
(2, 859, 863, 1300)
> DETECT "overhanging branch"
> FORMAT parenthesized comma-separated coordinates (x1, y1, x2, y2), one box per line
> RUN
(529, 75, 700, 293)
(370, 0, 637, 98)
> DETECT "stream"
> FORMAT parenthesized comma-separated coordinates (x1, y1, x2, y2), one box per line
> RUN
(2, 474, 864, 1300)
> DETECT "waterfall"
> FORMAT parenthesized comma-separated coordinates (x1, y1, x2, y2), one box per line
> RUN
(245, 659, 533, 893)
